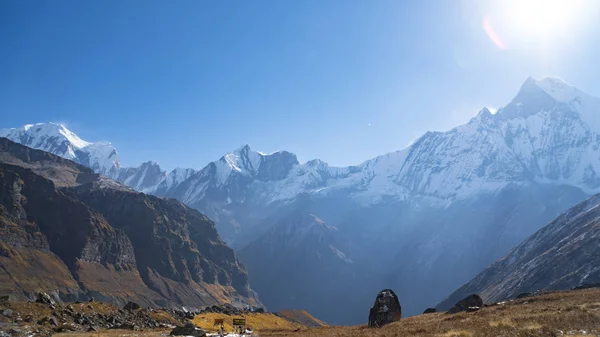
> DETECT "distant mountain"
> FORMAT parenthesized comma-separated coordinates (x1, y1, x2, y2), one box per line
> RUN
(0, 138, 259, 309)
(437, 192, 600, 310)
(0, 123, 120, 176)
(238, 213, 355, 323)
(4, 77, 600, 324)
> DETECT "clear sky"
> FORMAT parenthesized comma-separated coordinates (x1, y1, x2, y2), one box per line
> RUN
(2, 0, 600, 170)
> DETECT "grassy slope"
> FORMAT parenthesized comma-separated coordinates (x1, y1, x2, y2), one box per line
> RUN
(278, 310, 328, 328)
(192, 312, 304, 333)
(262, 288, 600, 337)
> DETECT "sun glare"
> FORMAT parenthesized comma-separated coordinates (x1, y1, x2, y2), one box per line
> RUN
(484, 0, 595, 49)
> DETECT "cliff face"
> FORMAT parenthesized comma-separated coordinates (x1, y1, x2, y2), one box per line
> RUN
(0, 138, 258, 308)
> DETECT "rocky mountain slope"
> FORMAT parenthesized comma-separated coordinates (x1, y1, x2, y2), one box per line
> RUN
(237, 213, 355, 324)
(0, 138, 258, 309)
(437, 192, 600, 310)
(4, 77, 600, 324)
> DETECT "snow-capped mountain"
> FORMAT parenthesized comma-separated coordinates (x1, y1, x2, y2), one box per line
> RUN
(0, 123, 120, 176)
(3, 77, 600, 324)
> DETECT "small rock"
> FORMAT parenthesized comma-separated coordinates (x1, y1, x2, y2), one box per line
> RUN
(123, 301, 140, 311)
(515, 292, 533, 299)
(170, 323, 206, 336)
(0, 295, 14, 302)
(89, 297, 95, 302)
(466, 306, 480, 312)
(35, 292, 56, 305)
(447, 294, 483, 314)
(2, 309, 13, 317)
(88, 326, 99, 332)
(24, 315, 33, 323)
(48, 316, 59, 326)
(422, 308, 436, 314)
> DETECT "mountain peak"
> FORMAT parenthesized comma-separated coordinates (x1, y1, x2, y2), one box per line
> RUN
(0, 122, 120, 175)
(235, 144, 252, 153)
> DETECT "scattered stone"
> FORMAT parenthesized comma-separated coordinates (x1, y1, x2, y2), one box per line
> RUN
(89, 297, 95, 302)
(447, 294, 483, 314)
(466, 306, 480, 312)
(23, 315, 33, 323)
(35, 292, 56, 305)
(88, 326, 99, 332)
(2, 309, 12, 318)
(423, 308, 436, 314)
(170, 323, 206, 336)
(368, 289, 402, 328)
(123, 301, 140, 311)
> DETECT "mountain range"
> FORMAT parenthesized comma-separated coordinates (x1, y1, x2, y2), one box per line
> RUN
(3, 76, 600, 324)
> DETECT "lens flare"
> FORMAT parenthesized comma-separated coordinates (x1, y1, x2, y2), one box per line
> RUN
(483, 17, 506, 49)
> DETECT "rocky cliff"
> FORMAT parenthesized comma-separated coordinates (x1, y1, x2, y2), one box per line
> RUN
(0, 138, 258, 309)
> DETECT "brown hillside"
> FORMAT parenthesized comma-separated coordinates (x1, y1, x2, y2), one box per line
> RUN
(262, 288, 600, 337)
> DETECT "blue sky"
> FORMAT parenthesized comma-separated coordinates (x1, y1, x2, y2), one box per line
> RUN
(2, 0, 600, 170)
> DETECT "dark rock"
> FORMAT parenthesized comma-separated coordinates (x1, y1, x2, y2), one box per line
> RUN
(60, 323, 79, 331)
(48, 317, 59, 326)
(572, 283, 600, 290)
(368, 289, 402, 328)
(35, 292, 56, 305)
(515, 292, 533, 299)
(254, 307, 265, 313)
(422, 308, 436, 314)
(0, 295, 14, 302)
(447, 294, 483, 314)
(170, 323, 206, 336)
(24, 315, 33, 323)
(2, 309, 12, 317)
(117, 323, 138, 330)
(123, 301, 141, 311)
(89, 297, 95, 302)
(88, 326, 99, 332)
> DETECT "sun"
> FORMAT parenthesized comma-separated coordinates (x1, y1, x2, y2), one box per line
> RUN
(483, 0, 594, 49)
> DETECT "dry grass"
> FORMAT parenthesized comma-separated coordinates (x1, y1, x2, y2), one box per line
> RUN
(278, 310, 328, 327)
(192, 312, 304, 333)
(261, 288, 600, 337)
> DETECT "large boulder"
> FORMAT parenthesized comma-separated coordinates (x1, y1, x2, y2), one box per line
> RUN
(447, 294, 483, 314)
(368, 289, 402, 327)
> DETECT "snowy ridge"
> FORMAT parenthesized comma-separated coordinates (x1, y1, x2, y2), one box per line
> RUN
(3, 77, 600, 208)
(0, 122, 119, 175)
